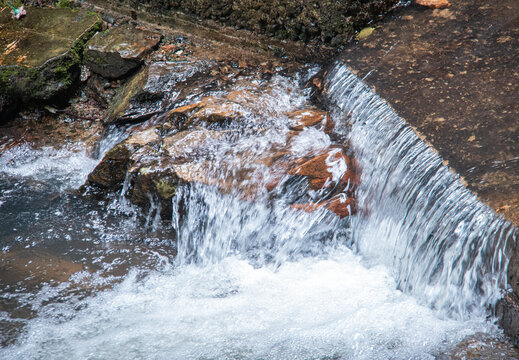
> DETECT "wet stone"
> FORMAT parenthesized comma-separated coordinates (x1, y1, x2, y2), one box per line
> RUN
(496, 292, 519, 348)
(0, 7, 102, 118)
(105, 60, 211, 124)
(84, 24, 162, 79)
(86, 87, 357, 220)
(446, 331, 519, 359)
(415, 0, 452, 9)
(287, 109, 328, 131)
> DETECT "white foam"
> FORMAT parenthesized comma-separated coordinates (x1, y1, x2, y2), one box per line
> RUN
(0, 247, 488, 360)
(0, 143, 98, 189)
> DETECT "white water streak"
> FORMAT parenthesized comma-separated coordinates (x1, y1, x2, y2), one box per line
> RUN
(325, 62, 517, 318)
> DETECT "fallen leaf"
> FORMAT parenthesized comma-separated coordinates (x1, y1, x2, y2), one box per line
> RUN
(355, 27, 375, 40)
(415, 0, 451, 9)
(4, 40, 18, 55)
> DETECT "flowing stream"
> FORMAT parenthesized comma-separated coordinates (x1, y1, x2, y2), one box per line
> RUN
(0, 62, 517, 359)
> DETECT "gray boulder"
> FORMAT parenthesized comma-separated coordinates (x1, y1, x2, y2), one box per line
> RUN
(84, 24, 162, 79)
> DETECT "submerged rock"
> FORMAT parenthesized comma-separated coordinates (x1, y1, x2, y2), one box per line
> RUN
(0, 249, 85, 287)
(0, 7, 102, 119)
(84, 24, 162, 79)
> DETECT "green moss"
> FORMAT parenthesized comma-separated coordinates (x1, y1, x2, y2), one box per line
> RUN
(153, 179, 177, 199)
(0, 67, 21, 92)
(0, 9, 101, 110)
(56, 0, 71, 8)
(0, 0, 22, 8)
(71, 14, 102, 61)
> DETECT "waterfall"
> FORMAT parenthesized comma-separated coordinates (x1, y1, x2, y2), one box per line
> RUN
(2, 62, 517, 360)
(324, 61, 517, 318)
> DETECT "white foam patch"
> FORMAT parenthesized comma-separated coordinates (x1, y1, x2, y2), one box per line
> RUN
(0, 143, 99, 189)
(290, 127, 331, 158)
(0, 129, 126, 191)
(1, 247, 488, 360)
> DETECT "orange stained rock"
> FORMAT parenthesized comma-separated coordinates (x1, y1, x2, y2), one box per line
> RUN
(167, 96, 245, 125)
(287, 109, 328, 130)
(309, 169, 355, 191)
(291, 195, 355, 218)
(289, 149, 352, 189)
(415, 0, 451, 9)
(312, 77, 322, 90)
(161, 44, 176, 52)
(226, 90, 256, 104)
(192, 101, 241, 123)
(323, 195, 356, 218)
(167, 102, 202, 117)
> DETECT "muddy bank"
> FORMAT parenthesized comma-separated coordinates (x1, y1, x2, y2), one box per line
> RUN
(86, 0, 398, 46)
(331, 0, 519, 343)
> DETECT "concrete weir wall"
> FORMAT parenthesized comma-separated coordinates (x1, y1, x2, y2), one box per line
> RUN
(338, 1, 519, 226)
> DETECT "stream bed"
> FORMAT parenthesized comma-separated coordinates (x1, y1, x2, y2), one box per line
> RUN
(0, 60, 516, 359)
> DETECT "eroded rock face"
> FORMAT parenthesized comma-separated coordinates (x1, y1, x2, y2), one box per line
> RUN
(0, 7, 102, 118)
(84, 24, 162, 79)
(496, 292, 519, 348)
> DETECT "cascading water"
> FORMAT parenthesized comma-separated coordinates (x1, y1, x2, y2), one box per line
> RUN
(325, 62, 517, 318)
(0, 64, 516, 359)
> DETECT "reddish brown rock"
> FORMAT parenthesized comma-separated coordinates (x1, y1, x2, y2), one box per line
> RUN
(286, 109, 328, 131)
(289, 149, 353, 191)
(167, 96, 247, 129)
(291, 195, 356, 218)
(323, 195, 356, 218)
(87, 84, 358, 220)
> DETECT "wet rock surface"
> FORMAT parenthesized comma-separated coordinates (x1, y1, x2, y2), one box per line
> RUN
(105, 59, 211, 124)
(496, 292, 519, 349)
(84, 24, 162, 78)
(0, 7, 101, 118)
(86, 80, 357, 220)
(444, 331, 519, 359)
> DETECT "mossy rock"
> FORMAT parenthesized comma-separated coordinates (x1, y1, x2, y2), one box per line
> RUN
(0, 7, 102, 119)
